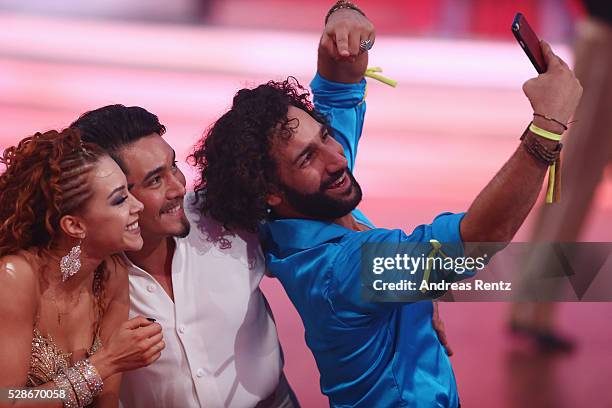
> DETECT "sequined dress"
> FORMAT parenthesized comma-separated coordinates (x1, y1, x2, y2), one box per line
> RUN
(26, 320, 102, 388)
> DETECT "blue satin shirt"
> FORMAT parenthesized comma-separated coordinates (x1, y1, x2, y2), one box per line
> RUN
(260, 73, 467, 407)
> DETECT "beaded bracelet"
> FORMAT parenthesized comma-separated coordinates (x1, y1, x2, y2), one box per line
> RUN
(325, 1, 366, 25)
(75, 359, 104, 396)
(533, 113, 570, 131)
(65, 367, 94, 406)
(50, 359, 104, 408)
(52, 373, 79, 408)
(520, 123, 563, 203)
(521, 132, 562, 165)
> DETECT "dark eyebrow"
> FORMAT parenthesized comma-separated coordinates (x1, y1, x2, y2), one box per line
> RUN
(142, 150, 177, 184)
(293, 127, 326, 165)
(143, 166, 164, 184)
(293, 144, 314, 165)
(142, 149, 176, 184)
(107, 185, 125, 199)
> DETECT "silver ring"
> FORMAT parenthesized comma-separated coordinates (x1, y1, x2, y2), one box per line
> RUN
(359, 39, 373, 53)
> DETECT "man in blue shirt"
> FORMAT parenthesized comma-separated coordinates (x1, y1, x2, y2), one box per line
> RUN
(190, 3, 583, 407)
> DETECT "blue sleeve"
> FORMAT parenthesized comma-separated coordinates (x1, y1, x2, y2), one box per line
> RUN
(310, 72, 366, 172)
(328, 212, 474, 322)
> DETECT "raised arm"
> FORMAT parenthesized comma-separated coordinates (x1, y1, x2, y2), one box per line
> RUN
(318, 2, 374, 83)
(460, 41, 582, 245)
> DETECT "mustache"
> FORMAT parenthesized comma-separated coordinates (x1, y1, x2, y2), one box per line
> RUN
(321, 169, 347, 190)
(160, 199, 184, 214)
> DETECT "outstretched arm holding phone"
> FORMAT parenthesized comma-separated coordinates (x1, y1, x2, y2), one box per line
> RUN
(460, 41, 582, 246)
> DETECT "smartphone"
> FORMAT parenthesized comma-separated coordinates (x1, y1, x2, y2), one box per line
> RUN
(512, 12, 547, 74)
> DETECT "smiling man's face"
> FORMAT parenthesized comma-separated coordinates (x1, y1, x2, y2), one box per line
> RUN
(268, 105, 362, 220)
(119, 133, 190, 241)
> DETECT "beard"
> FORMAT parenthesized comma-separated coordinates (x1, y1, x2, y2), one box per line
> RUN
(159, 199, 191, 238)
(175, 216, 191, 238)
(280, 169, 363, 220)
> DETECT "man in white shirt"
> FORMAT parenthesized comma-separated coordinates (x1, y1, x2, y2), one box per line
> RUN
(72, 107, 296, 407)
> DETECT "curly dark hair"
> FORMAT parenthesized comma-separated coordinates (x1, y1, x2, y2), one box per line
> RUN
(190, 77, 329, 232)
(0, 129, 106, 256)
(0, 129, 112, 331)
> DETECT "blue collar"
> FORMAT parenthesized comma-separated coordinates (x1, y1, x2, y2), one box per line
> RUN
(259, 208, 375, 258)
(259, 217, 354, 258)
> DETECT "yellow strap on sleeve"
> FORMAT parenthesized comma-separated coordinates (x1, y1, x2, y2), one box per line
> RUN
(421, 239, 450, 293)
(364, 67, 398, 88)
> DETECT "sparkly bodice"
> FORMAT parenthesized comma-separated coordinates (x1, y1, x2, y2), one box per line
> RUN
(26, 327, 102, 387)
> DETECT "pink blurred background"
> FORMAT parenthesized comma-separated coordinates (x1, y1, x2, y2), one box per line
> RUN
(1, 1, 611, 406)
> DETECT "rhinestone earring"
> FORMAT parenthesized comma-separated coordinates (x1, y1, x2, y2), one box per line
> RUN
(60, 240, 82, 282)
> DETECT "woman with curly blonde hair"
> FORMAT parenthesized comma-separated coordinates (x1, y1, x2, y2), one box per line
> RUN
(0, 128, 165, 407)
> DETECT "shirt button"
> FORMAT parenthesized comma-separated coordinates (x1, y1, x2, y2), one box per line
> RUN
(178, 325, 185, 334)
(196, 368, 205, 378)
(147, 284, 156, 293)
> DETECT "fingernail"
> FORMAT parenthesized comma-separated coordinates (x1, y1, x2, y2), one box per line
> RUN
(146, 318, 157, 322)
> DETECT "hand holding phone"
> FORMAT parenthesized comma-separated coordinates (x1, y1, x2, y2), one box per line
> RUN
(512, 12, 547, 74)
(522, 40, 581, 130)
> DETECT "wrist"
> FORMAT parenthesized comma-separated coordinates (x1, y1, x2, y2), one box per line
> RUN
(89, 349, 116, 379)
(520, 124, 562, 166)
(527, 129, 560, 150)
(326, 7, 362, 25)
(532, 115, 566, 135)
(325, 1, 365, 25)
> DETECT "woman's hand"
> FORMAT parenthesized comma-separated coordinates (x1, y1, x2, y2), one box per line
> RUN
(90, 316, 164, 379)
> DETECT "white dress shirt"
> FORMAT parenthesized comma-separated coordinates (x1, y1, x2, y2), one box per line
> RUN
(119, 196, 283, 408)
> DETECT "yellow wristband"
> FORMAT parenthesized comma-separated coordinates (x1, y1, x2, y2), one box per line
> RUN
(529, 122, 563, 142)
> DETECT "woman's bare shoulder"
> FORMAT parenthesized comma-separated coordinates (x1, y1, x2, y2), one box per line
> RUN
(0, 251, 40, 315)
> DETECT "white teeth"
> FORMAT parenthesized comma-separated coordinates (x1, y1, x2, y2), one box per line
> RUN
(330, 174, 346, 188)
(126, 221, 139, 231)
(163, 204, 181, 214)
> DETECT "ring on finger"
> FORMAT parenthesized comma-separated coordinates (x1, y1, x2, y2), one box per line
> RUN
(359, 39, 373, 53)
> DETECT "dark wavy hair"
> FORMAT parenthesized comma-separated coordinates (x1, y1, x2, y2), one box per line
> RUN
(71, 104, 166, 172)
(190, 77, 329, 232)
